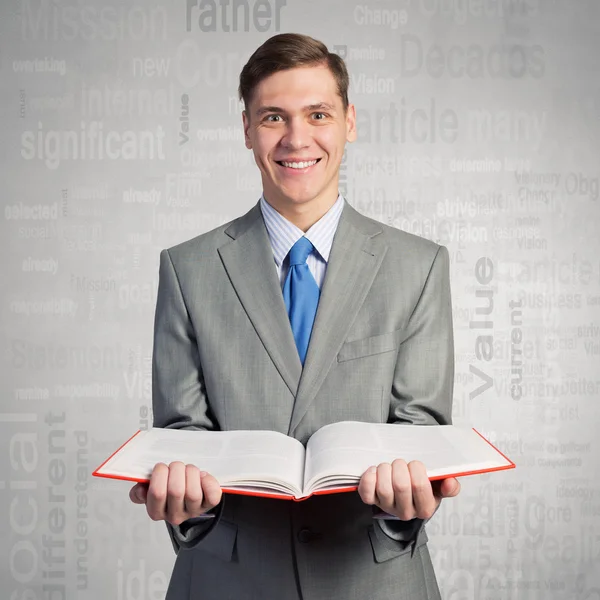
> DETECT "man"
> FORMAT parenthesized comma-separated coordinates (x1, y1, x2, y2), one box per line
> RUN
(130, 33, 460, 600)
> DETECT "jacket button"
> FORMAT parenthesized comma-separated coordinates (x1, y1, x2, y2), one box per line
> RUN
(297, 528, 314, 543)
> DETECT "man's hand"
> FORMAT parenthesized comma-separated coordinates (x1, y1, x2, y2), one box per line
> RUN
(357, 459, 460, 520)
(129, 461, 222, 526)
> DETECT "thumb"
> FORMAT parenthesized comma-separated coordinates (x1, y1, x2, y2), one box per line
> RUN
(129, 482, 148, 504)
(439, 477, 461, 498)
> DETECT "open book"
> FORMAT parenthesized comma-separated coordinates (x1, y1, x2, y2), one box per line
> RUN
(93, 421, 515, 501)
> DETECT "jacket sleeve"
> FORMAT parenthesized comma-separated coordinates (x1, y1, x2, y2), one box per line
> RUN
(376, 243, 455, 558)
(152, 248, 225, 554)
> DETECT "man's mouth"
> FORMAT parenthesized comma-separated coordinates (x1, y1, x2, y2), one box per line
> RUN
(275, 158, 322, 170)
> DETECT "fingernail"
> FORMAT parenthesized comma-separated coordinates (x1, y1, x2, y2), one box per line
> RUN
(368, 466, 377, 474)
(200, 471, 207, 477)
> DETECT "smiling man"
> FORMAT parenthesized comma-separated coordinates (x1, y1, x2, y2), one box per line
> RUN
(130, 33, 459, 600)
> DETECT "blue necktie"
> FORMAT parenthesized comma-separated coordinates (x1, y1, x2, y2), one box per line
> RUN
(282, 237, 320, 366)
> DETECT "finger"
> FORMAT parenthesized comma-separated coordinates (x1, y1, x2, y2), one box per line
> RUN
(184, 464, 204, 516)
(375, 463, 395, 512)
(166, 461, 187, 525)
(146, 463, 169, 521)
(129, 483, 148, 504)
(407, 460, 436, 519)
(357, 466, 378, 505)
(199, 472, 223, 510)
(390, 459, 414, 520)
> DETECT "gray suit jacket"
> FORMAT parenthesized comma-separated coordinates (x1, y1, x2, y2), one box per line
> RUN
(152, 200, 454, 600)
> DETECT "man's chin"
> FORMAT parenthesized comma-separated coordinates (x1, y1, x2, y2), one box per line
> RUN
(267, 188, 320, 207)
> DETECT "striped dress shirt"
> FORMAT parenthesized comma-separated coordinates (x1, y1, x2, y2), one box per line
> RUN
(259, 193, 345, 289)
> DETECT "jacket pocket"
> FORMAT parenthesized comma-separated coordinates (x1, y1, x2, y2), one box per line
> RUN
(367, 521, 429, 563)
(337, 330, 398, 363)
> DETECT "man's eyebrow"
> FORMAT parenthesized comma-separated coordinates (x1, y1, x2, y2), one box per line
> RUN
(305, 102, 336, 112)
(254, 102, 336, 117)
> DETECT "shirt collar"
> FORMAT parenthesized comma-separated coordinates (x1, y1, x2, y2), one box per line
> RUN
(259, 193, 345, 267)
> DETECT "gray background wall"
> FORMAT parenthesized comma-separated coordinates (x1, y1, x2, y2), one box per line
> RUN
(1, 0, 599, 598)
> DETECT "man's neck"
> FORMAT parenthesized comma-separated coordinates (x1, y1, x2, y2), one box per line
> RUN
(263, 191, 339, 232)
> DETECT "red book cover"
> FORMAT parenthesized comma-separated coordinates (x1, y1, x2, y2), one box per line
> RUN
(92, 427, 516, 501)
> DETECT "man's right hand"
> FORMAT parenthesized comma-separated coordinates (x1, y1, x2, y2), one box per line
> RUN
(129, 461, 222, 526)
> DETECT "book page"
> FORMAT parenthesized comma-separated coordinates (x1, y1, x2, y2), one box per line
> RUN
(303, 421, 512, 493)
(98, 428, 306, 496)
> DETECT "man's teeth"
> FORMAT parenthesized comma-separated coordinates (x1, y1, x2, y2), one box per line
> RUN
(280, 159, 318, 169)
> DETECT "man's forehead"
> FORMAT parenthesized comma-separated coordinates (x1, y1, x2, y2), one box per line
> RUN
(253, 66, 338, 95)
(261, 63, 334, 83)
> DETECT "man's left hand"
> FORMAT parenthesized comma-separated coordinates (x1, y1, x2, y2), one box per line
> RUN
(357, 459, 461, 520)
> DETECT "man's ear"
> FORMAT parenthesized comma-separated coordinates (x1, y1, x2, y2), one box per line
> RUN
(346, 103, 357, 143)
(242, 110, 252, 149)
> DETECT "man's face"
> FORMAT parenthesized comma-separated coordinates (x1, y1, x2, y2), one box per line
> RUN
(242, 64, 356, 212)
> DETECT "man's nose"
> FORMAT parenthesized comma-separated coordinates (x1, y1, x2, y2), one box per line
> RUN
(280, 117, 311, 149)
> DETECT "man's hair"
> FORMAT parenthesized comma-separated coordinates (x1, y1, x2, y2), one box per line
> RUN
(238, 33, 349, 117)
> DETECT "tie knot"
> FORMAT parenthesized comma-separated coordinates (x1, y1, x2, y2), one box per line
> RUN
(288, 237, 314, 266)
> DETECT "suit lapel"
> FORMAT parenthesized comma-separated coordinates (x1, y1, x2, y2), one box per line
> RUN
(218, 202, 302, 398)
(288, 203, 387, 435)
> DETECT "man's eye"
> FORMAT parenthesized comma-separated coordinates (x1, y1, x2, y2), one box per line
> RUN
(265, 115, 282, 122)
(312, 112, 327, 120)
